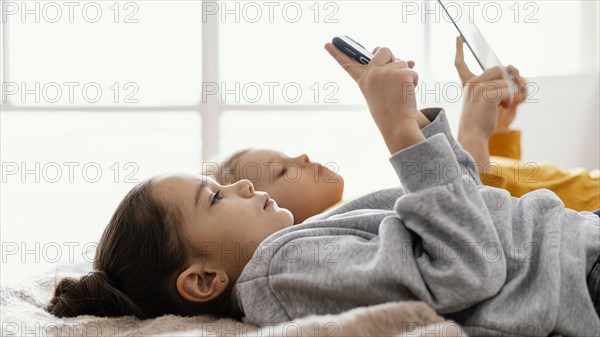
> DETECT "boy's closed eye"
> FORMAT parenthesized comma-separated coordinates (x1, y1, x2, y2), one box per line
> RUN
(279, 166, 288, 178)
(210, 190, 222, 205)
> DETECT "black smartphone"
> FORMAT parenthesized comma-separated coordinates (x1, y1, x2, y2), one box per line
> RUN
(332, 35, 373, 65)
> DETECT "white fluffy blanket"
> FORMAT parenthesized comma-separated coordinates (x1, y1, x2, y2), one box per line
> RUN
(1, 264, 466, 337)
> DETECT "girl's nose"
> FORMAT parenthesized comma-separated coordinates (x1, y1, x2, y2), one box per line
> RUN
(236, 179, 254, 197)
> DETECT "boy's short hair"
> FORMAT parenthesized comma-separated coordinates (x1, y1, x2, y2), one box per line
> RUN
(203, 149, 250, 185)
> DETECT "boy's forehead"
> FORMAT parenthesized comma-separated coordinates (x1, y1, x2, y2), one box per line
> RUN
(243, 149, 285, 161)
(235, 150, 259, 164)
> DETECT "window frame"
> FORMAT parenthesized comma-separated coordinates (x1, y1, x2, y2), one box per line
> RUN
(1, 0, 597, 162)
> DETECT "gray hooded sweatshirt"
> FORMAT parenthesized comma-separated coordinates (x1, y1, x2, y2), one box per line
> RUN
(231, 109, 600, 336)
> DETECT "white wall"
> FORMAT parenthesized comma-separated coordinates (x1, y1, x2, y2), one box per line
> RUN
(517, 74, 599, 170)
(426, 73, 600, 171)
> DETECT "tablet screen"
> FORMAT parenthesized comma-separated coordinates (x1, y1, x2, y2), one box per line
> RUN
(437, 0, 517, 91)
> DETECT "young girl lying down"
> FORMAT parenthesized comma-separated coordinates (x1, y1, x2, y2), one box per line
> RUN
(48, 43, 600, 336)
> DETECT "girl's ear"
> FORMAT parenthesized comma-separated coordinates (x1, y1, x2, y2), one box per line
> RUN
(176, 264, 229, 302)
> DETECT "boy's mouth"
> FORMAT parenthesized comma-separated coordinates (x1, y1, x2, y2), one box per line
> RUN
(317, 163, 329, 175)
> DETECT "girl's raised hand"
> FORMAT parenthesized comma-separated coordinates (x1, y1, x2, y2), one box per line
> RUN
(325, 42, 424, 154)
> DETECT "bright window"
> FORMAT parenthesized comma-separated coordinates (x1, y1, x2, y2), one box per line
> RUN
(1, 0, 598, 283)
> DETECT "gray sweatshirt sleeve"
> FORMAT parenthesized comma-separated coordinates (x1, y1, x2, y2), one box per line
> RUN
(389, 133, 506, 312)
(420, 108, 481, 184)
(233, 130, 507, 326)
(306, 108, 479, 223)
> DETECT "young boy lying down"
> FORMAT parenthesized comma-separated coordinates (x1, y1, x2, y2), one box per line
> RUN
(207, 148, 346, 224)
(48, 42, 600, 336)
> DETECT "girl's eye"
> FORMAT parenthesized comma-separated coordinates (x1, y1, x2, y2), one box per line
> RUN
(210, 190, 222, 205)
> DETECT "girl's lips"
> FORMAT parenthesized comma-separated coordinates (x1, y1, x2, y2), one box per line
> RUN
(265, 199, 274, 209)
(263, 193, 271, 209)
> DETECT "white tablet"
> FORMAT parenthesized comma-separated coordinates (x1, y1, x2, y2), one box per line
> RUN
(437, 0, 517, 92)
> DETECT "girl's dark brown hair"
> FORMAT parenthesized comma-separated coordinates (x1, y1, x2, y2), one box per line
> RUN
(47, 179, 232, 319)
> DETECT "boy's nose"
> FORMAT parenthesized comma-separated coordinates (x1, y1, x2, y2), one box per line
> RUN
(295, 154, 310, 167)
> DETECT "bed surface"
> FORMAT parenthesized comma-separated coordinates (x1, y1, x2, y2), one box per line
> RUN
(1, 260, 468, 337)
